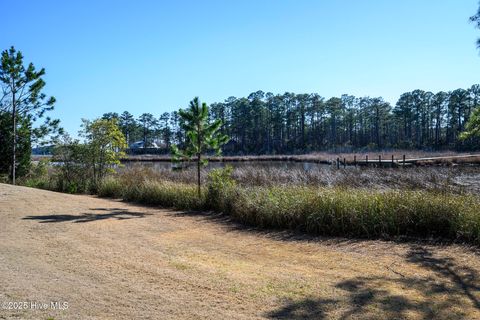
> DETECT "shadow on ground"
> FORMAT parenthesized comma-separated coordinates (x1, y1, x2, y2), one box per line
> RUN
(23, 208, 152, 223)
(167, 210, 480, 250)
(266, 246, 480, 319)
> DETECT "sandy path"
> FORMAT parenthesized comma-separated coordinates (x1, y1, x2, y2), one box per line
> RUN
(0, 183, 479, 319)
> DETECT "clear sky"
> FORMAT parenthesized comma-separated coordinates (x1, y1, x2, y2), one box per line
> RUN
(2, 0, 480, 135)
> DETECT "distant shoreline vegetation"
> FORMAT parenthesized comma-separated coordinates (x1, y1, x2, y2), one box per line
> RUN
(31, 151, 480, 168)
(119, 152, 480, 166)
(100, 85, 480, 156)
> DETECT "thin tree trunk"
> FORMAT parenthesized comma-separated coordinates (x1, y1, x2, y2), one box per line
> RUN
(11, 87, 16, 185)
(197, 153, 201, 197)
(143, 126, 147, 147)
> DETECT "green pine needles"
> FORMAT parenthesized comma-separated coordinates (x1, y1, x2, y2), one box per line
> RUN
(460, 107, 480, 141)
(171, 97, 229, 196)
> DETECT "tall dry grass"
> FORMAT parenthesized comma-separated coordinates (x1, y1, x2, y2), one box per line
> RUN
(97, 166, 480, 244)
(24, 160, 480, 243)
(98, 169, 205, 210)
(122, 150, 479, 163)
(119, 164, 480, 194)
(230, 186, 480, 242)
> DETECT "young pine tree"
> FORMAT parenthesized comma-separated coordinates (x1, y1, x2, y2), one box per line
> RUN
(171, 97, 229, 196)
(460, 107, 480, 143)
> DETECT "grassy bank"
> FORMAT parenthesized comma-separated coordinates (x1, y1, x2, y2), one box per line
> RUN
(21, 162, 480, 244)
(96, 169, 480, 244)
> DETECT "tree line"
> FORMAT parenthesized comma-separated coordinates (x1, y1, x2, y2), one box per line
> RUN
(105, 86, 480, 155)
(2, 44, 480, 186)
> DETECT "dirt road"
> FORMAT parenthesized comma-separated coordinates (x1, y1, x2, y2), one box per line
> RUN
(0, 183, 479, 319)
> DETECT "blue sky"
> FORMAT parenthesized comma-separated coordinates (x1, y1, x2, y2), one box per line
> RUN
(2, 0, 480, 135)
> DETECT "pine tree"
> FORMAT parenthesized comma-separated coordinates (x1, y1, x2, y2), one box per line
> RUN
(171, 97, 229, 196)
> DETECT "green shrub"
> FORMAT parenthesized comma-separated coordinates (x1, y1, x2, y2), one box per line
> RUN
(206, 165, 236, 212)
(0, 174, 9, 183)
(98, 176, 124, 198)
(21, 158, 53, 190)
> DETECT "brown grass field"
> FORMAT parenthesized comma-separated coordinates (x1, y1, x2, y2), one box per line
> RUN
(118, 165, 480, 194)
(119, 150, 480, 165)
(1, 183, 480, 319)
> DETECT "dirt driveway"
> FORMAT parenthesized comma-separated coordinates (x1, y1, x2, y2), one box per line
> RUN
(0, 183, 479, 319)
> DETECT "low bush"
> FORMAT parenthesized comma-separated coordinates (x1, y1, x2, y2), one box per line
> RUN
(97, 176, 124, 198)
(206, 166, 237, 212)
(21, 159, 56, 190)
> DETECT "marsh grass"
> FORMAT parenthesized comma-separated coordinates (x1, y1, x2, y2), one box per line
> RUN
(96, 167, 480, 244)
(43, 150, 460, 162)
(119, 164, 480, 194)
(23, 162, 480, 244)
(98, 175, 205, 210)
(231, 187, 480, 242)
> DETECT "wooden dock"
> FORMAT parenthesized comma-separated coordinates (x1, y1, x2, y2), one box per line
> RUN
(335, 154, 480, 168)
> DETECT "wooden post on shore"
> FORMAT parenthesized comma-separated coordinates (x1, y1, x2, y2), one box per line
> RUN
(343, 158, 346, 169)
(378, 155, 381, 166)
(391, 155, 394, 168)
(337, 157, 340, 169)
(366, 155, 368, 166)
(403, 155, 406, 167)
(354, 155, 357, 167)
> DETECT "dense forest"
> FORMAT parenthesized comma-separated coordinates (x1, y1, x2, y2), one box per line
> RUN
(103, 84, 480, 155)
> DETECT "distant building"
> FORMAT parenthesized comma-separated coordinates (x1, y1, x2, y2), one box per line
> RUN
(128, 140, 166, 149)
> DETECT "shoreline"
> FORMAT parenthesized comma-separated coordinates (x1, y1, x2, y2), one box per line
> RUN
(32, 152, 480, 166)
